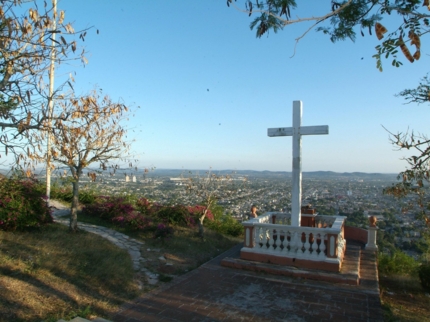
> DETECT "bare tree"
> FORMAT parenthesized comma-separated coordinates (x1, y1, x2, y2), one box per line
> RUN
(33, 88, 132, 232)
(184, 169, 246, 238)
(0, 0, 89, 165)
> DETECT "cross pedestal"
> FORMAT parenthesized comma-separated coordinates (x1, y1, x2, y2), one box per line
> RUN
(268, 101, 329, 227)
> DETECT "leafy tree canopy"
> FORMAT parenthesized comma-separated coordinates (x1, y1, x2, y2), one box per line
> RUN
(227, 0, 430, 70)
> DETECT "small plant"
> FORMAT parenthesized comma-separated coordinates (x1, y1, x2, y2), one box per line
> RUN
(378, 251, 419, 276)
(158, 273, 173, 282)
(154, 223, 174, 241)
(418, 262, 430, 291)
(207, 213, 243, 237)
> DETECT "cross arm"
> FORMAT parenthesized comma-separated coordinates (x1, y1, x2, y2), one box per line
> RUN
(268, 127, 293, 137)
(300, 125, 329, 135)
(268, 125, 329, 137)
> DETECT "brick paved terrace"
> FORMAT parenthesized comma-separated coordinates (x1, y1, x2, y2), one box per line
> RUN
(114, 242, 383, 322)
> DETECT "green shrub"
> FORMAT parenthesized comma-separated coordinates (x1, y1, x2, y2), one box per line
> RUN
(78, 188, 98, 204)
(378, 251, 419, 276)
(154, 205, 193, 226)
(418, 262, 430, 291)
(49, 183, 98, 204)
(0, 178, 53, 231)
(207, 213, 243, 237)
(49, 184, 74, 202)
(153, 223, 174, 240)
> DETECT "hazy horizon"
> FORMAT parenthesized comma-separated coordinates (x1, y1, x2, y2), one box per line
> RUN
(3, 1, 428, 174)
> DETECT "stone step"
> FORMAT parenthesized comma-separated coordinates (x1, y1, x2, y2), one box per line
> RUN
(220, 240, 363, 286)
(57, 317, 112, 322)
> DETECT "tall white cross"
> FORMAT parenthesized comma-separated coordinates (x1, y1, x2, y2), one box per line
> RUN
(268, 101, 329, 227)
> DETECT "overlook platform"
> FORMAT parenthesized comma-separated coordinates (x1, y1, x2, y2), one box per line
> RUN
(114, 241, 382, 322)
(239, 212, 348, 272)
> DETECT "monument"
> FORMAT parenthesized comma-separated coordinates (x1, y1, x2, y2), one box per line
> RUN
(239, 100, 347, 272)
(268, 100, 328, 227)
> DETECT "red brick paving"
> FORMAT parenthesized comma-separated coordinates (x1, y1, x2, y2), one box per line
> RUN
(114, 243, 383, 322)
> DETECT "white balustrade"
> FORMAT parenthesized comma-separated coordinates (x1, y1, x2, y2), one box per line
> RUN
(242, 212, 346, 264)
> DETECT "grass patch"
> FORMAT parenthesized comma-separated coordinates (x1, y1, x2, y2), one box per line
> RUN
(380, 275, 430, 322)
(77, 211, 241, 276)
(0, 224, 140, 322)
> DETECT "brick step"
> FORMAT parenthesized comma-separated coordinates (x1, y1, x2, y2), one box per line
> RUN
(221, 241, 363, 286)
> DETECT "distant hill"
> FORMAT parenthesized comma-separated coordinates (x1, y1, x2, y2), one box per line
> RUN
(14, 167, 397, 181)
(147, 169, 398, 180)
(303, 171, 397, 180)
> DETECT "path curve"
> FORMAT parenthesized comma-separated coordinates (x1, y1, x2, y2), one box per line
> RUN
(49, 200, 159, 285)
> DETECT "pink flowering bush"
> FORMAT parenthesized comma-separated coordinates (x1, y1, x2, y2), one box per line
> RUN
(0, 177, 52, 231)
(135, 197, 153, 216)
(81, 194, 241, 238)
(112, 213, 153, 231)
(82, 196, 135, 220)
(83, 196, 155, 231)
(187, 205, 214, 222)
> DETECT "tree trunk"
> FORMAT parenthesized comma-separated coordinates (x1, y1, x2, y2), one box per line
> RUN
(198, 215, 205, 238)
(198, 208, 209, 238)
(69, 177, 80, 232)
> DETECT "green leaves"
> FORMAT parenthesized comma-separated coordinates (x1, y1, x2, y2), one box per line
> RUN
(246, 0, 297, 37)
(397, 73, 430, 104)
(230, 1, 430, 70)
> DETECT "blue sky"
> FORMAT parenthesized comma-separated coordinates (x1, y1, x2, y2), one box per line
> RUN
(32, 1, 430, 173)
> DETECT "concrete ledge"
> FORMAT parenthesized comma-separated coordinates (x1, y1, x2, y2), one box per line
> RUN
(239, 249, 342, 272)
(221, 257, 359, 285)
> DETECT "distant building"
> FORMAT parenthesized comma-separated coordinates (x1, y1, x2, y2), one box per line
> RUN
(125, 175, 130, 182)
(132, 175, 136, 182)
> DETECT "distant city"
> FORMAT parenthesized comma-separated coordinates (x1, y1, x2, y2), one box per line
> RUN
(3, 167, 425, 258)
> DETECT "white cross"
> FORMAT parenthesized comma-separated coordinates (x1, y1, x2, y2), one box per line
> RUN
(268, 101, 329, 227)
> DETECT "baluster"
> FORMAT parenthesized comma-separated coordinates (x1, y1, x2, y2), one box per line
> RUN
(315, 233, 321, 256)
(303, 232, 310, 256)
(291, 231, 299, 253)
(278, 229, 285, 253)
(273, 228, 279, 251)
(285, 230, 291, 253)
(319, 233, 326, 258)
(268, 228, 274, 250)
(309, 233, 315, 257)
(255, 227, 261, 248)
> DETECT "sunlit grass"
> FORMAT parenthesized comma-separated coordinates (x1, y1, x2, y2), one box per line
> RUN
(77, 211, 241, 274)
(0, 211, 242, 321)
(380, 275, 430, 322)
(0, 224, 140, 322)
